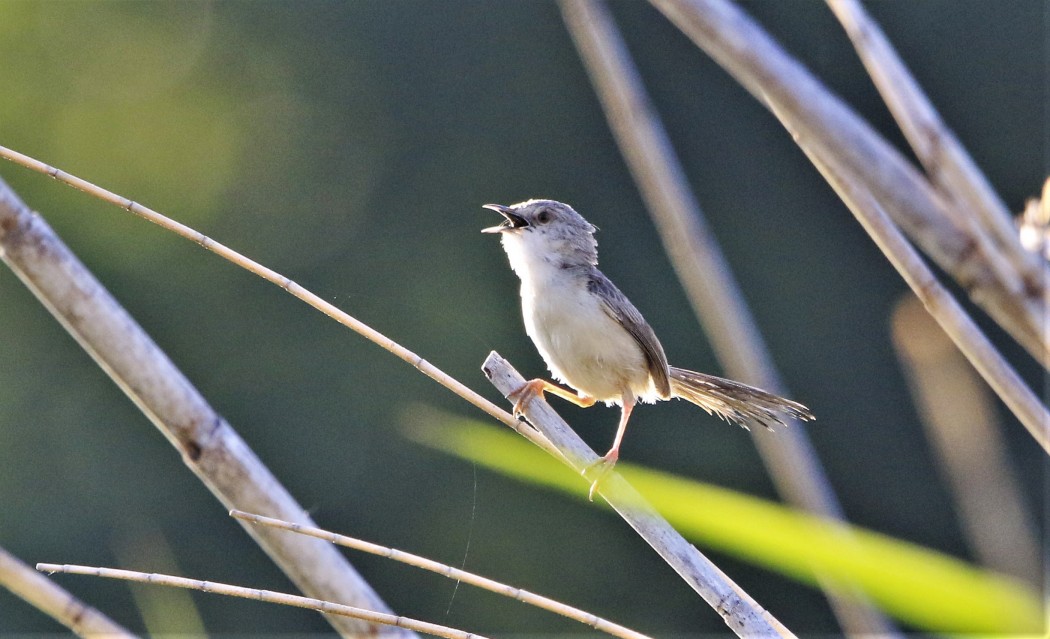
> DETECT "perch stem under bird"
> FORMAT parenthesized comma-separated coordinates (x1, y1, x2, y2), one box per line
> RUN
(482, 199, 813, 499)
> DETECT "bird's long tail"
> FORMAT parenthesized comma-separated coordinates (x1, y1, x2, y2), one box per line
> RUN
(669, 366, 814, 430)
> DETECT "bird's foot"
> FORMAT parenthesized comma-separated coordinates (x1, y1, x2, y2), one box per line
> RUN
(585, 450, 619, 501)
(507, 379, 547, 418)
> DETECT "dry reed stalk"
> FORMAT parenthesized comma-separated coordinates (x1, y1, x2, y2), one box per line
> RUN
(773, 121, 1050, 453)
(231, 510, 653, 639)
(826, 0, 1034, 270)
(36, 564, 481, 639)
(0, 546, 136, 638)
(0, 177, 410, 638)
(647, 0, 1049, 366)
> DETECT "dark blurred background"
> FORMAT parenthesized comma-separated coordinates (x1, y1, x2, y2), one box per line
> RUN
(0, 1, 1044, 635)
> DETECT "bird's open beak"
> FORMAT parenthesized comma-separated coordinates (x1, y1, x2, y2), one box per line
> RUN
(481, 203, 529, 233)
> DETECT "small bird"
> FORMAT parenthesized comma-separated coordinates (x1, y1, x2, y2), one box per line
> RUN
(483, 199, 813, 498)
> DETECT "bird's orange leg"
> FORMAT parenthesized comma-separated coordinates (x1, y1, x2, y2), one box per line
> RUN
(587, 393, 636, 501)
(507, 378, 596, 417)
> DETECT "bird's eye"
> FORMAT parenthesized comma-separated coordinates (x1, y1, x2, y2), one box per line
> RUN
(536, 210, 552, 224)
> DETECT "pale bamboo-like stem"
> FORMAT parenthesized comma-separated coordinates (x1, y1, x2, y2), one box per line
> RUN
(557, 2, 896, 634)
(647, 0, 1049, 367)
(35, 564, 482, 639)
(0, 547, 136, 638)
(231, 510, 652, 639)
(482, 352, 795, 638)
(891, 296, 1041, 587)
(826, 0, 1032, 268)
(778, 115, 1050, 454)
(0, 178, 410, 638)
(0, 145, 518, 435)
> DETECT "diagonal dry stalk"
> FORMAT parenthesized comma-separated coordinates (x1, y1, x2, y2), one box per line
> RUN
(0, 546, 137, 638)
(557, 1, 898, 634)
(35, 564, 482, 639)
(231, 510, 653, 639)
(647, 0, 1050, 368)
(777, 115, 1050, 453)
(0, 145, 515, 432)
(0, 177, 410, 638)
(826, 0, 1033, 268)
(482, 352, 795, 638)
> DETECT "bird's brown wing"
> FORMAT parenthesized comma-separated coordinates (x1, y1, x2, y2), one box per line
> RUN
(587, 271, 672, 398)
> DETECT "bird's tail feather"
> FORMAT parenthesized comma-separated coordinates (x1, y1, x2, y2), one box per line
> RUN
(668, 366, 814, 430)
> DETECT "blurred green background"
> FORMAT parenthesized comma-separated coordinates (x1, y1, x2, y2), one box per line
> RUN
(0, 0, 1044, 635)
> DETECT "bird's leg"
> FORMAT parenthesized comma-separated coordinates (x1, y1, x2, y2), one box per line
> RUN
(587, 392, 636, 501)
(507, 378, 595, 418)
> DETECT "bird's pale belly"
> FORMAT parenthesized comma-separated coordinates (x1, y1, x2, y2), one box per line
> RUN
(523, 288, 652, 403)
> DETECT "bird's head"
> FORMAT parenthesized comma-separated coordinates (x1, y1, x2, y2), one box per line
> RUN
(482, 199, 599, 271)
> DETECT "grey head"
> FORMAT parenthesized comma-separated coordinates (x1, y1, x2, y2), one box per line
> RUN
(481, 199, 599, 267)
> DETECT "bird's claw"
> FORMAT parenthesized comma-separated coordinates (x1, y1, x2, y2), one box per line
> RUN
(507, 379, 543, 418)
(584, 452, 619, 501)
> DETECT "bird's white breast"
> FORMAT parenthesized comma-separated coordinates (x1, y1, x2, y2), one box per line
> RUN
(503, 232, 655, 403)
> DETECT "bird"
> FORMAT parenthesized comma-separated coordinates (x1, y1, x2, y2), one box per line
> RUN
(482, 199, 814, 498)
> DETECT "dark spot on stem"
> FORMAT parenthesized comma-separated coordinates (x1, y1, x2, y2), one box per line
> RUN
(184, 440, 202, 461)
(1022, 273, 1044, 299)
